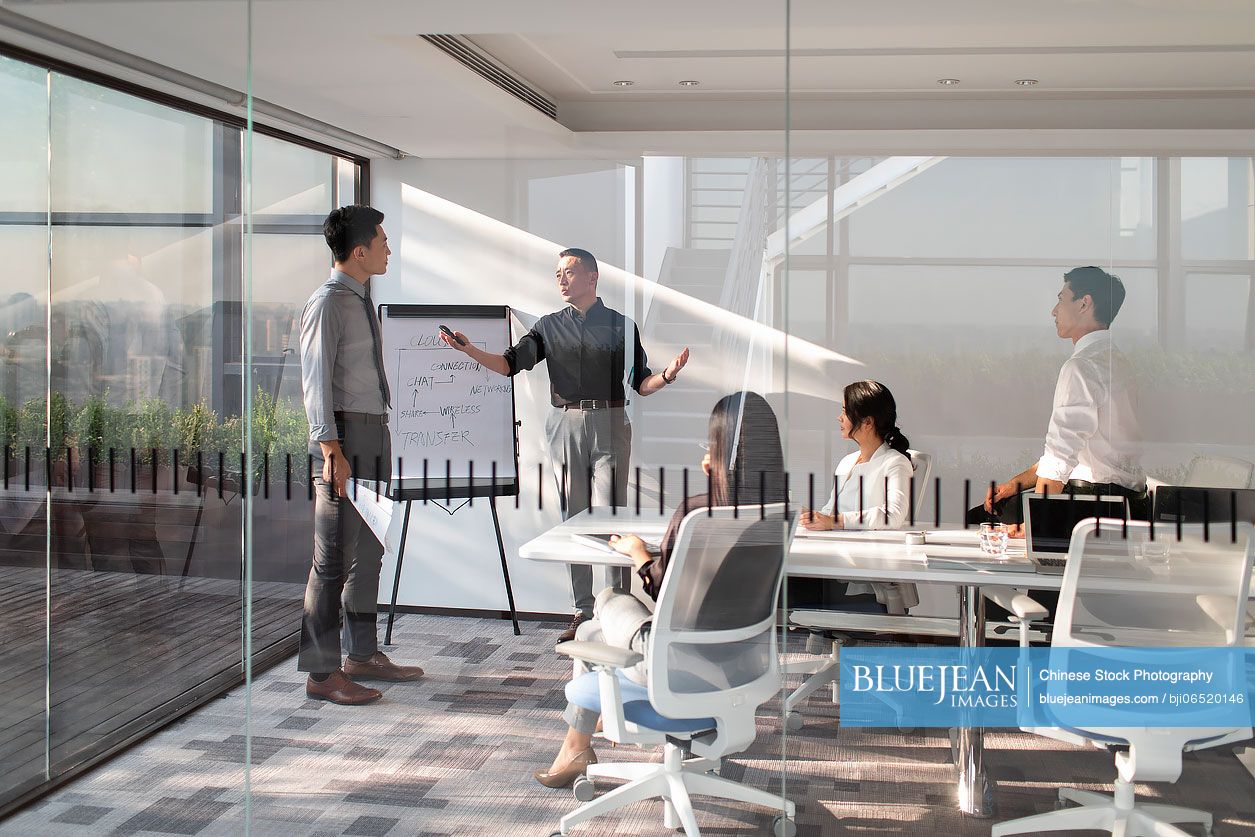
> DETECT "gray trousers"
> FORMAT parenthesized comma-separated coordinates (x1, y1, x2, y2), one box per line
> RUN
(546, 407, 632, 616)
(563, 587, 653, 734)
(298, 418, 391, 674)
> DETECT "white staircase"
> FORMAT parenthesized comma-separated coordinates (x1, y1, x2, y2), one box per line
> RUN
(635, 247, 731, 479)
(632, 155, 947, 501)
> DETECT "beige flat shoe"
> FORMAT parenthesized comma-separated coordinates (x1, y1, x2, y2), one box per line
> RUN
(533, 748, 598, 789)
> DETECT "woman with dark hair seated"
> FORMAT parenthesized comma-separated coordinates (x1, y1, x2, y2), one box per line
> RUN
(802, 380, 913, 531)
(799, 380, 916, 612)
(534, 390, 785, 789)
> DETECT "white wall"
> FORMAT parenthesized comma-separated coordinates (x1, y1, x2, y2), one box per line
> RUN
(371, 157, 635, 615)
(642, 157, 685, 283)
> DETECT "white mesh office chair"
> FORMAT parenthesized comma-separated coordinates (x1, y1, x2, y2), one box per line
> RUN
(1174, 454, 1255, 647)
(1183, 454, 1255, 489)
(551, 504, 799, 837)
(782, 450, 931, 724)
(993, 519, 1254, 837)
(779, 450, 1045, 727)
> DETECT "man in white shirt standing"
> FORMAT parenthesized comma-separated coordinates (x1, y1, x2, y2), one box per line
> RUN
(974, 266, 1148, 530)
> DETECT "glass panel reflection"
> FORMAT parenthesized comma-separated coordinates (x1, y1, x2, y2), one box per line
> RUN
(252, 132, 334, 216)
(51, 75, 214, 215)
(0, 52, 49, 808)
(46, 182, 242, 773)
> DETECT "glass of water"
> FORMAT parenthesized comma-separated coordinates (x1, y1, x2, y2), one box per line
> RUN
(1138, 540, 1170, 575)
(979, 522, 1009, 557)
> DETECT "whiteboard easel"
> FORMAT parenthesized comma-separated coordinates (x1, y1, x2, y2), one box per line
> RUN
(377, 304, 521, 637)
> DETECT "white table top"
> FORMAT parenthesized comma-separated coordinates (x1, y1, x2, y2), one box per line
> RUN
(517, 507, 1065, 591)
(518, 507, 671, 567)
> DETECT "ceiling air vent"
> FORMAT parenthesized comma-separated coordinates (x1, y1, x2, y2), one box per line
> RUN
(421, 35, 557, 119)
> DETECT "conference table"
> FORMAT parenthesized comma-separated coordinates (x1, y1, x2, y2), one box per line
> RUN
(518, 506, 1072, 819)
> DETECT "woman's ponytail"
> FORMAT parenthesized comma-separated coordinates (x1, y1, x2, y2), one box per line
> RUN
(884, 425, 911, 457)
(844, 380, 911, 459)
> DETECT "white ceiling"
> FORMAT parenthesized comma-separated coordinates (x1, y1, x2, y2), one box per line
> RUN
(3, 0, 1255, 157)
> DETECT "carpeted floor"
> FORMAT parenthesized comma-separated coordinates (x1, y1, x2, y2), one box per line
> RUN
(2, 613, 1252, 836)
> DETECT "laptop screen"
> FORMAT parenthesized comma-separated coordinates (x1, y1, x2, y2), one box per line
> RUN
(1024, 494, 1129, 556)
(1153, 486, 1255, 525)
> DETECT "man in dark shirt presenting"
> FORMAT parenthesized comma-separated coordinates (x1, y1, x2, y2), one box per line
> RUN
(440, 248, 689, 642)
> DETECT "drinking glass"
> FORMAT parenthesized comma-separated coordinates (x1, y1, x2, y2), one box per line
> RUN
(1138, 540, 1170, 575)
(979, 522, 1009, 557)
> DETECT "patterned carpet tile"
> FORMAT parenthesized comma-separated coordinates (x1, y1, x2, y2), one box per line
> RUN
(2, 613, 1253, 836)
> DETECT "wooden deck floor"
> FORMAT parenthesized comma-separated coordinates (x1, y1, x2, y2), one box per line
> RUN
(0, 566, 302, 810)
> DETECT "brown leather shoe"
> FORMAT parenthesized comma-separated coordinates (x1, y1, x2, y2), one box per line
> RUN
(342, 651, 425, 682)
(533, 748, 597, 789)
(556, 612, 588, 645)
(305, 670, 382, 705)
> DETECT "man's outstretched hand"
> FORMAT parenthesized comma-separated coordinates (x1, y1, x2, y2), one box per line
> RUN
(666, 347, 690, 381)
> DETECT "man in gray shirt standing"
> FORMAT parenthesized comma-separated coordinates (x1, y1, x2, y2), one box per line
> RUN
(441, 248, 689, 643)
(299, 205, 425, 705)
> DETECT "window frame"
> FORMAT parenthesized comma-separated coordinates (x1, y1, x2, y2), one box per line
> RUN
(0, 43, 370, 416)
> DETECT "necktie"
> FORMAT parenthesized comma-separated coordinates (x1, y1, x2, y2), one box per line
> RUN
(361, 283, 391, 409)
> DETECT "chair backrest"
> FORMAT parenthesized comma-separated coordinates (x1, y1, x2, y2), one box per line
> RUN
(1056, 520, 1254, 649)
(906, 449, 933, 519)
(1183, 454, 1255, 489)
(647, 503, 796, 752)
(1046, 519, 1254, 760)
(1152, 485, 1255, 526)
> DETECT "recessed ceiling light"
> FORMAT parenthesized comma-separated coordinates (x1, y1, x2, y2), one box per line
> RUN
(678, 79, 701, 87)
(1014, 78, 1039, 86)
(937, 78, 961, 86)
(612, 80, 635, 87)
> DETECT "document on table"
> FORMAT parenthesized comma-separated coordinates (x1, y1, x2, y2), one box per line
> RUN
(794, 529, 986, 546)
(924, 549, 1035, 573)
(572, 533, 661, 555)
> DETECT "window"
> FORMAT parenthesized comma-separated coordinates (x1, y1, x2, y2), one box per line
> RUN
(0, 46, 365, 814)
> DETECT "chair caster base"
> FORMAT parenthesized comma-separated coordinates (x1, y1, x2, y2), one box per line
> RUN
(773, 815, 797, 837)
(572, 775, 595, 802)
(785, 711, 804, 732)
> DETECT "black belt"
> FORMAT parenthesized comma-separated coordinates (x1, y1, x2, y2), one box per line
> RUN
(1067, 480, 1143, 497)
(560, 399, 627, 411)
(334, 410, 388, 425)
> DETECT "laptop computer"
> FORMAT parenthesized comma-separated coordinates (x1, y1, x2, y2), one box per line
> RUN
(1022, 493, 1130, 574)
(1152, 485, 1255, 526)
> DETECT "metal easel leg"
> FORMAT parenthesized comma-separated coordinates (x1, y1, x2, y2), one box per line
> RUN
(491, 494, 521, 635)
(384, 499, 412, 646)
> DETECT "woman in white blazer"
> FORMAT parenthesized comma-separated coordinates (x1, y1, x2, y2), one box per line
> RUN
(804, 380, 913, 531)
(800, 380, 917, 611)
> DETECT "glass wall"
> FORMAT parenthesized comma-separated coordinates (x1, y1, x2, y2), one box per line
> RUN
(4, 4, 1252, 835)
(0, 43, 364, 813)
(0, 50, 51, 811)
(771, 154, 1254, 515)
(775, 10, 1254, 824)
(244, 15, 798, 837)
